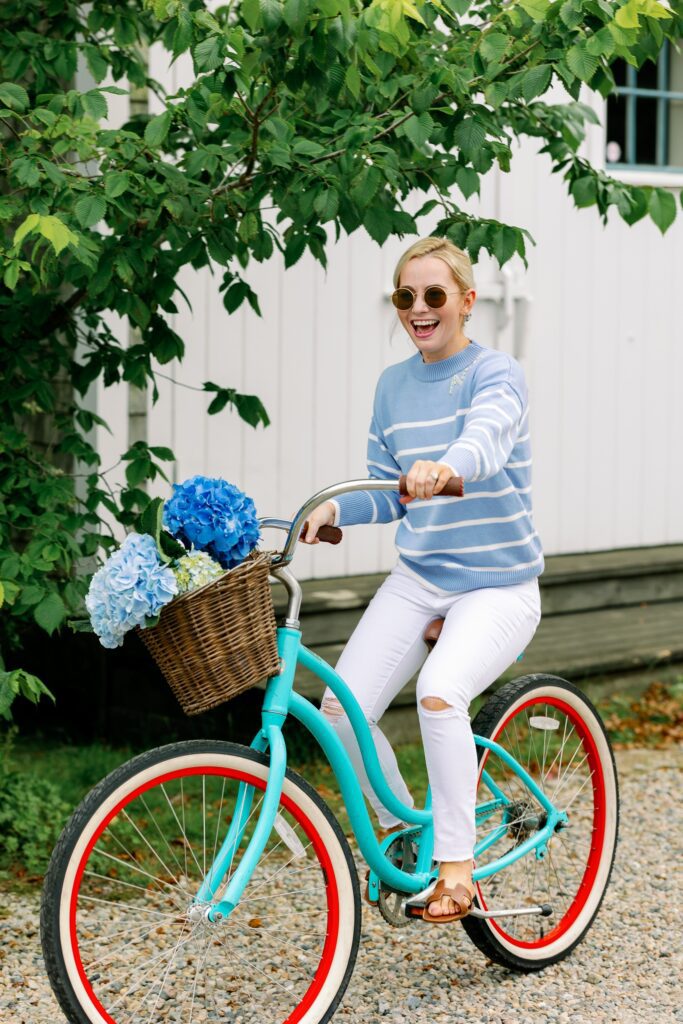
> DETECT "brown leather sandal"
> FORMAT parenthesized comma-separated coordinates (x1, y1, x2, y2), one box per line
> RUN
(422, 879, 474, 923)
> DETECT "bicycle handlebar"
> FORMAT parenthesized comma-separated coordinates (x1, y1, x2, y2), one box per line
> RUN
(263, 473, 464, 567)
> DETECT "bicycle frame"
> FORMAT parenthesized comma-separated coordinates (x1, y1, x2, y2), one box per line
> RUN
(199, 627, 567, 921)
(195, 479, 566, 922)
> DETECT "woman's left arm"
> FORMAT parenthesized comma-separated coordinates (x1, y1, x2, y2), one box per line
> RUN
(438, 358, 526, 482)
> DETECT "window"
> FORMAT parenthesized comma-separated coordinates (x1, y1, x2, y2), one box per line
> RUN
(605, 40, 683, 172)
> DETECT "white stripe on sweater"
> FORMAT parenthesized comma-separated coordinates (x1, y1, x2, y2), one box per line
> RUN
(436, 552, 545, 573)
(384, 411, 470, 435)
(367, 459, 401, 476)
(403, 510, 528, 533)
(397, 531, 539, 557)
(394, 443, 450, 458)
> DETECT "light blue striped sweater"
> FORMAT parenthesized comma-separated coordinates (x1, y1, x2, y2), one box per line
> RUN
(330, 339, 544, 592)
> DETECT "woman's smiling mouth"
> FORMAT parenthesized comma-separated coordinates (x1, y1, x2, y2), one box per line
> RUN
(411, 318, 439, 338)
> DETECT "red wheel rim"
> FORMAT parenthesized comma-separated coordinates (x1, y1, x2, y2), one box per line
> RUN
(475, 695, 607, 949)
(68, 765, 340, 1024)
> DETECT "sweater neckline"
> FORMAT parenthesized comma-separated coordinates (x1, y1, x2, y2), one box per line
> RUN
(409, 339, 483, 381)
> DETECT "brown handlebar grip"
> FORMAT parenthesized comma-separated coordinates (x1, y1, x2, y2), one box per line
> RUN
(300, 521, 343, 544)
(398, 473, 464, 497)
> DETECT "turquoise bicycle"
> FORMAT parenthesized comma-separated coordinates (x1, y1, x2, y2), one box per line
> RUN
(40, 477, 619, 1024)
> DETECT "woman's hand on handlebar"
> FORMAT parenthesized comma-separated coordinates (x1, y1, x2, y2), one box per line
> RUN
(301, 500, 337, 543)
(399, 461, 457, 505)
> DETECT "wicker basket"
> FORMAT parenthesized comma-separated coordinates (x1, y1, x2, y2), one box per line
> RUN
(137, 549, 281, 715)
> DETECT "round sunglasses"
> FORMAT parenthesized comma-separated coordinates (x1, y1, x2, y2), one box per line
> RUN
(391, 285, 460, 310)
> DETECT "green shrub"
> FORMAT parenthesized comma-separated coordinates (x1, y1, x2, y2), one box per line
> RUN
(0, 767, 70, 877)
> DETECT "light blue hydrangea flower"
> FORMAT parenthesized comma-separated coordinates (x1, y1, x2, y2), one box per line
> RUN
(85, 532, 178, 649)
(173, 550, 224, 595)
(163, 475, 260, 570)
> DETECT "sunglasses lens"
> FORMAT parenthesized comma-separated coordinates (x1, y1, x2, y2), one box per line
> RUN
(392, 288, 414, 310)
(425, 287, 447, 308)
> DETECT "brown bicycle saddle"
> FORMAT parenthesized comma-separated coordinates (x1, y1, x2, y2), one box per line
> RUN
(423, 617, 445, 650)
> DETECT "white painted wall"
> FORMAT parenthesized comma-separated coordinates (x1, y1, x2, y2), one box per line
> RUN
(92, 60, 683, 577)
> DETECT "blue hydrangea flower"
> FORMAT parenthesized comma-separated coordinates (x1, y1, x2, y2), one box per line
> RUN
(85, 532, 178, 649)
(162, 476, 261, 570)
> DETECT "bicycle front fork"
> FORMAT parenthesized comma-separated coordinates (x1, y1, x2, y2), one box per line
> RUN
(193, 718, 287, 922)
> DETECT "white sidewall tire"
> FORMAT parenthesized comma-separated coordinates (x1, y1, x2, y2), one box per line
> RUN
(47, 745, 359, 1024)
(469, 677, 619, 967)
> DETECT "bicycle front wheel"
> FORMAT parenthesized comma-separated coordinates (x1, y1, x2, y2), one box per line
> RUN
(41, 740, 361, 1024)
(463, 675, 619, 971)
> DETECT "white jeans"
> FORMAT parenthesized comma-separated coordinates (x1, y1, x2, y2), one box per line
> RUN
(321, 559, 542, 861)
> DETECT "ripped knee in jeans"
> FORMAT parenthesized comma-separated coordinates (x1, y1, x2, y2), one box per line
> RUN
(321, 695, 346, 721)
(420, 696, 453, 713)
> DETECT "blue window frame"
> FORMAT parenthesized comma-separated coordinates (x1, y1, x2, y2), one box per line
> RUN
(605, 40, 683, 173)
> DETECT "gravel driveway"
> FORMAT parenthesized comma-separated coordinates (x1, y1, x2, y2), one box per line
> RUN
(1, 746, 681, 1024)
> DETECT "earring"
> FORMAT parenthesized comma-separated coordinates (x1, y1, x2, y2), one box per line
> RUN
(464, 312, 472, 322)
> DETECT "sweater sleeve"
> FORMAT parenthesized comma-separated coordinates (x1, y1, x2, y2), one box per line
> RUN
(330, 389, 407, 527)
(439, 357, 526, 482)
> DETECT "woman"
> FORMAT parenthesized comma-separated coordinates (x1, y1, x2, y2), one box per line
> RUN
(302, 236, 544, 922)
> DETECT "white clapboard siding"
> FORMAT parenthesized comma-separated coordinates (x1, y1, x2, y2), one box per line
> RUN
(90, 58, 683, 569)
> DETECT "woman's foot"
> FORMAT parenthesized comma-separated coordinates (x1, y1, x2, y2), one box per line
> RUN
(425, 859, 474, 918)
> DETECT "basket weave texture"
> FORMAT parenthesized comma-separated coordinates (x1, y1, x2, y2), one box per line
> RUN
(137, 549, 280, 716)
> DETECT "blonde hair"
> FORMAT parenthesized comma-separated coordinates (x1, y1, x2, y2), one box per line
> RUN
(393, 236, 475, 301)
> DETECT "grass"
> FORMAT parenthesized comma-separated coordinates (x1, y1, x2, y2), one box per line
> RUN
(1, 676, 681, 892)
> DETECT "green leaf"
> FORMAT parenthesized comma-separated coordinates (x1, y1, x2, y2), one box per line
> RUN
(615, 0, 640, 27)
(82, 90, 108, 120)
(242, 0, 262, 30)
(260, 0, 284, 29)
(136, 497, 166, 557)
(485, 81, 509, 109)
(284, 233, 306, 268)
(566, 43, 599, 82)
(0, 82, 29, 112)
(104, 171, 130, 198)
(405, 111, 434, 149)
(292, 139, 326, 157)
(144, 110, 173, 148)
(521, 64, 552, 102)
(126, 459, 151, 487)
(150, 446, 175, 461)
(453, 117, 486, 155)
(159, 530, 187, 561)
(3, 261, 20, 290)
(350, 166, 382, 210)
(193, 35, 224, 72)
(85, 46, 109, 83)
(233, 393, 270, 428)
(648, 189, 676, 234)
(75, 194, 107, 228)
(345, 63, 361, 99)
(618, 187, 648, 225)
(313, 188, 340, 222)
(34, 592, 67, 635)
(283, 0, 308, 32)
(480, 33, 508, 63)
(493, 225, 519, 267)
(364, 205, 393, 245)
(37, 215, 79, 255)
(456, 166, 480, 199)
(517, 0, 550, 20)
(571, 176, 597, 207)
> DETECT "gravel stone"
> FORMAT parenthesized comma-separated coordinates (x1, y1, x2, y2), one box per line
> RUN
(1, 747, 681, 1023)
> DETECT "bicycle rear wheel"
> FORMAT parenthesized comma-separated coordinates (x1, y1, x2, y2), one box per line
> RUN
(41, 740, 360, 1024)
(463, 675, 619, 971)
